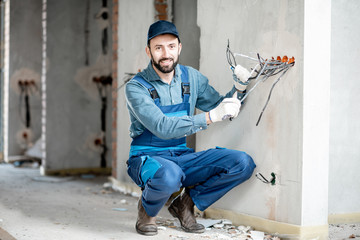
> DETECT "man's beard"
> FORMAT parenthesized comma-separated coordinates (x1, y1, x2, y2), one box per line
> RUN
(151, 53, 179, 74)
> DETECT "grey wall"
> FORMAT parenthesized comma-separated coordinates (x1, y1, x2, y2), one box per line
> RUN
(8, 0, 42, 155)
(329, 0, 360, 215)
(173, 0, 200, 70)
(196, 0, 304, 225)
(116, 0, 155, 182)
(44, 0, 112, 171)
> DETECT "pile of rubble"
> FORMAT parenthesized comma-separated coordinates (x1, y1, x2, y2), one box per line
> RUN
(156, 217, 281, 240)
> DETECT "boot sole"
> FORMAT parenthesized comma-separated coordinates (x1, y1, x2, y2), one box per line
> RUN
(136, 222, 158, 236)
(168, 205, 205, 234)
(136, 226, 158, 236)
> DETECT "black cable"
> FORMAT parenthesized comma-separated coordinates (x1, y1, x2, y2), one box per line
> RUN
(102, 28, 108, 55)
(94, 76, 112, 168)
(25, 92, 30, 128)
(100, 94, 107, 168)
(101, 96, 106, 132)
(18, 84, 25, 126)
(226, 40, 236, 69)
(256, 68, 289, 126)
(84, 0, 90, 65)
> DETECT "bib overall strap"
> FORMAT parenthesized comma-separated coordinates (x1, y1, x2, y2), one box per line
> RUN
(133, 76, 160, 105)
(180, 65, 190, 103)
(133, 65, 190, 105)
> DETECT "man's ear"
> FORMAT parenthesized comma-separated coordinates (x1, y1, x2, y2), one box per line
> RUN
(178, 42, 182, 55)
(145, 45, 151, 59)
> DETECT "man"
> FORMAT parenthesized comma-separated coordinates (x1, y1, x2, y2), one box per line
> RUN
(125, 20, 256, 236)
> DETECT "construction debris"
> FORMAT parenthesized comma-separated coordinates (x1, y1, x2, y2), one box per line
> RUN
(156, 217, 281, 239)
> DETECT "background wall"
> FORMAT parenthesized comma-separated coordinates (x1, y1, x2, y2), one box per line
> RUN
(8, 0, 42, 156)
(196, 0, 304, 225)
(45, 0, 113, 171)
(329, 0, 360, 215)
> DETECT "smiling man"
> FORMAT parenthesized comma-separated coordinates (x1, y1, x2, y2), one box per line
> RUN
(125, 20, 256, 236)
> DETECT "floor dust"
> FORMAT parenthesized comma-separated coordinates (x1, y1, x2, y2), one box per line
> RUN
(0, 163, 359, 240)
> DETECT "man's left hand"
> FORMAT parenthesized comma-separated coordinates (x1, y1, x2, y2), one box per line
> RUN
(232, 64, 251, 92)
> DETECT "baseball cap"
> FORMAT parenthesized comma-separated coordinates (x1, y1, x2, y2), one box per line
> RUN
(147, 20, 180, 44)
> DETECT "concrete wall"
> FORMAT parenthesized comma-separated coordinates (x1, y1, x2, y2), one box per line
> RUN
(7, 0, 113, 171)
(8, 0, 42, 155)
(173, 0, 200, 70)
(116, 0, 155, 182)
(302, 0, 330, 227)
(329, 0, 360, 215)
(197, 0, 304, 225)
(44, 0, 112, 171)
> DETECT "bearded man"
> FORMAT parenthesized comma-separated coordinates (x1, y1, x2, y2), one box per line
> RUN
(125, 20, 256, 236)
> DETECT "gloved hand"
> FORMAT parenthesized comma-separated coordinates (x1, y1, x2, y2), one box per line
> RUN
(232, 64, 251, 92)
(209, 93, 241, 123)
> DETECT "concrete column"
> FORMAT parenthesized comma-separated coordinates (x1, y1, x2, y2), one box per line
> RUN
(301, 0, 330, 230)
(196, 0, 330, 238)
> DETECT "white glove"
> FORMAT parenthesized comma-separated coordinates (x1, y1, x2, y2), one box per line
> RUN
(209, 93, 241, 123)
(232, 64, 251, 91)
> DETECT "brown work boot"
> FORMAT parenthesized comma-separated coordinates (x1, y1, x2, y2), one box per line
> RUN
(136, 199, 158, 236)
(168, 189, 205, 233)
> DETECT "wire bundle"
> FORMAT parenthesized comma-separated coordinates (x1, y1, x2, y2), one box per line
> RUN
(226, 41, 295, 126)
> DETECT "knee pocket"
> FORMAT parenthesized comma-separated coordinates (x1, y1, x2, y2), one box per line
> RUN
(153, 164, 184, 194)
(140, 156, 162, 186)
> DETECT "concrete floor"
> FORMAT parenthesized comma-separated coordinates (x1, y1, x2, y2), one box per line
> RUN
(0, 163, 359, 240)
(0, 163, 256, 240)
(0, 163, 191, 240)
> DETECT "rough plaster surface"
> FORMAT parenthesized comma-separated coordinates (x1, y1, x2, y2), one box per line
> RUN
(197, 0, 303, 225)
(45, 0, 112, 170)
(74, 55, 112, 101)
(329, 0, 360, 215)
(8, 0, 42, 155)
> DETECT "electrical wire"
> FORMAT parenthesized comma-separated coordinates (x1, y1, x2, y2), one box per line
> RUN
(226, 41, 295, 125)
(226, 40, 237, 69)
(84, 0, 90, 65)
(255, 172, 276, 185)
(256, 68, 289, 126)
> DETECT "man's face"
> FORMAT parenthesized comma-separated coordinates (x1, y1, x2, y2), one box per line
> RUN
(146, 34, 182, 74)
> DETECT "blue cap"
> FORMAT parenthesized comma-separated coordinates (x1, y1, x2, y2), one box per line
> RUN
(147, 20, 180, 44)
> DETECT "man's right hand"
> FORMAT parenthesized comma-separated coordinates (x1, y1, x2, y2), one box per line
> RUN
(208, 93, 241, 123)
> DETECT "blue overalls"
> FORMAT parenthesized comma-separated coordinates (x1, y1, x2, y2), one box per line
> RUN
(127, 65, 256, 217)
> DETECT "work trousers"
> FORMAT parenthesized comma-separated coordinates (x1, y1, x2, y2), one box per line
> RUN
(127, 147, 256, 217)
